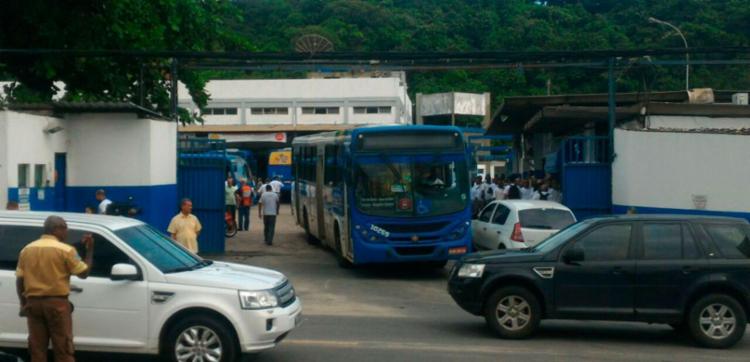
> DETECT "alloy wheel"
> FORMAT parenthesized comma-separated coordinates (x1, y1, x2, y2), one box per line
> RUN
(175, 326, 223, 362)
(496, 295, 531, 331)
(699, 303, 737, 340)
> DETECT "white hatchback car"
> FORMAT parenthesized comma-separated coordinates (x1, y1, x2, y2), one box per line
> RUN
(0, 211, 301, 362)
(472, 200, 576, 250)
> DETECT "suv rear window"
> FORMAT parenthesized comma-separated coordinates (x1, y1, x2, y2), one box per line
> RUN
(519, 209, 575, 230)
(703, 223, 750, 259)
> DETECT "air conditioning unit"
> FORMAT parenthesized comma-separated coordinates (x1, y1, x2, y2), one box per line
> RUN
(731, 93, 749, 105)
(688, 88, 714, 104)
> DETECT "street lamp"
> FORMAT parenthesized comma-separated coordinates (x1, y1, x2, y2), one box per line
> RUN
(648, 17, 689, 91)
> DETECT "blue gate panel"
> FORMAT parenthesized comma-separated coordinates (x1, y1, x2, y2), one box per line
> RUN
(178, 154, 226, 253)
(563, 164, 612, 220)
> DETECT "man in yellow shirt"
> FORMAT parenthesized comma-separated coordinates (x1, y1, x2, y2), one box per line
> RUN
(16, 215, 94, 362)
(168, 198, 202, 253)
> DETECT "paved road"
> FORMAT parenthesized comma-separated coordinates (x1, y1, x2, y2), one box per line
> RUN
(15, 208, 750, 361)
(221, 210, 750, 362)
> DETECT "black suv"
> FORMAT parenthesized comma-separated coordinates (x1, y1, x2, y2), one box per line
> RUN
(448, 215, 750, 348)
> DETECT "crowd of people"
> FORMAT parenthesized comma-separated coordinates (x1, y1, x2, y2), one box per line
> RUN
(470, 173, 562, 216)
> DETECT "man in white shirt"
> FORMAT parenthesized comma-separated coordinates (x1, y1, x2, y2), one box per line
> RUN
(470, 176, 487, 216)
(95, 189, 112, 215)
(270, 177, 284, 194)
(490, 179, 504, 201)
(258, 185, 280, 245)
(520, 179, 535, 200)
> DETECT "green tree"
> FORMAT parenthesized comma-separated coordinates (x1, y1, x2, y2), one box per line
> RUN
(0, 0, 249, 119)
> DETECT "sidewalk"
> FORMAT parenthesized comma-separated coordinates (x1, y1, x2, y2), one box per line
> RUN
(223, 204, 313, 256)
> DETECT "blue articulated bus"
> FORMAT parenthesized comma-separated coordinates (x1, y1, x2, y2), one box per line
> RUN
(292, 125, 472, 267)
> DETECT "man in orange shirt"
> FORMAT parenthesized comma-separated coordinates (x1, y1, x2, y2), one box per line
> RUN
(16, 215, 94, 362)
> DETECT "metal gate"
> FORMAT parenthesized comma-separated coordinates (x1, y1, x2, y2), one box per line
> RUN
(561, 136, 612, 220)
(178, 137, 227, 253)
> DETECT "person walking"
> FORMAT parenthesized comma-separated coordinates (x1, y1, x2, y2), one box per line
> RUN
(95, 189, 112, 215)
(167, 198, 202, 253)
(258, 184, 280, 245)
(16, 215, 94, 362)
(225, 177, 239, 227)
(270, 176, 284, 194)
(235, 179, 255, 231)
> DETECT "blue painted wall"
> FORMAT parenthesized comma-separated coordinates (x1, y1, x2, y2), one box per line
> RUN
(8, 184, 178, 233)
(613, 204, 750, 223)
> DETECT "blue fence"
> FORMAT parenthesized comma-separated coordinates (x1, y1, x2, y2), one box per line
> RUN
(178, 137, 228, 253)
(561, 137, 612, 220)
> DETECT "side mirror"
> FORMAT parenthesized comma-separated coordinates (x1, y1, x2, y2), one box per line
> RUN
(111, 263, 139, 281)
(563, 246, 584, 264)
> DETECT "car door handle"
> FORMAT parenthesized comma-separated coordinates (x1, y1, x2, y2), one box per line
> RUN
(70, 285, 83, 294)
(496, 231, 502, 234)
(483, 227, 487, 231)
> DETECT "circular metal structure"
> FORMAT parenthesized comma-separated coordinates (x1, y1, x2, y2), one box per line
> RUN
(294, 34, 334, 54)
(495, 295, 531, 331)
(175, 326, 223, 362)
(699, 303, 737, 340)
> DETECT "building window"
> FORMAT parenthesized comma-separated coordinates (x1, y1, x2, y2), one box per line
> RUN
(204, 107, 238, 115)
(302, 107, 339, 115)
(251, 107, 289, 115)
(353, 106, 392, 114)
(18, 164, 29, 188)
(34, 165, 46, 188)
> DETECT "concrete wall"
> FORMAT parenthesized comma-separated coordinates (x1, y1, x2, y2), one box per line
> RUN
(647, 115, 750, 130)
(613, 129, 750, 220)
(0, 110, 177, 230)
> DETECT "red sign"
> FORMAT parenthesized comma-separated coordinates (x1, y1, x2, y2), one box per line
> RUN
(275, 133, 285, 141)
(398, 198, 413, 210)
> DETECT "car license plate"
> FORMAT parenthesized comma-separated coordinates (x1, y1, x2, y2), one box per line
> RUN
(294, 313, 302, 326)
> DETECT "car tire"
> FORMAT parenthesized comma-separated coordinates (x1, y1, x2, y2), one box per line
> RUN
(687, 294, 747, 349)
(484, 286, 541, 339)
(165, 315, 239, 362)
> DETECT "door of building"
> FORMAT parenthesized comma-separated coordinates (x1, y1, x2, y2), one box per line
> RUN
(54, 153, 67, 211)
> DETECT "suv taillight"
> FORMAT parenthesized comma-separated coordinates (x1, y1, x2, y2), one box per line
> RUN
(510, 223, 525, 243)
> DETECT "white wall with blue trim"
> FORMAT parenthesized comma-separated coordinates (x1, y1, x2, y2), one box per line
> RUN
(0, 109, 177, 231)
(613, 127, 750, 221)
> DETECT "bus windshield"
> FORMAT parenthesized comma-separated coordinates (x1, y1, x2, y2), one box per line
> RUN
(354, 154, 469, 218)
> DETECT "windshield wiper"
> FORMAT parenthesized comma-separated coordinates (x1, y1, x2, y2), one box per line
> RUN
(164, 260, 213, 274)
(164, 266, 193, 274)
(191, 259, 213, 270)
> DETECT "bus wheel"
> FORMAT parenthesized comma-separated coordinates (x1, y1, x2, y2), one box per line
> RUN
(303, 209, 318, 245)
(334, 225, 353, 269)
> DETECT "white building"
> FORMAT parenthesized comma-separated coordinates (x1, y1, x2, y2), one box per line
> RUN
(178, 77, 413, 130)
(0, 103, 177, 230)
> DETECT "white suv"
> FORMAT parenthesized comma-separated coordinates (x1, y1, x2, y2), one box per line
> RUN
(0, 211, 301, 362)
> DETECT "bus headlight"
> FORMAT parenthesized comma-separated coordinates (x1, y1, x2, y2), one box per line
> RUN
(447, 222, 470, 240)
